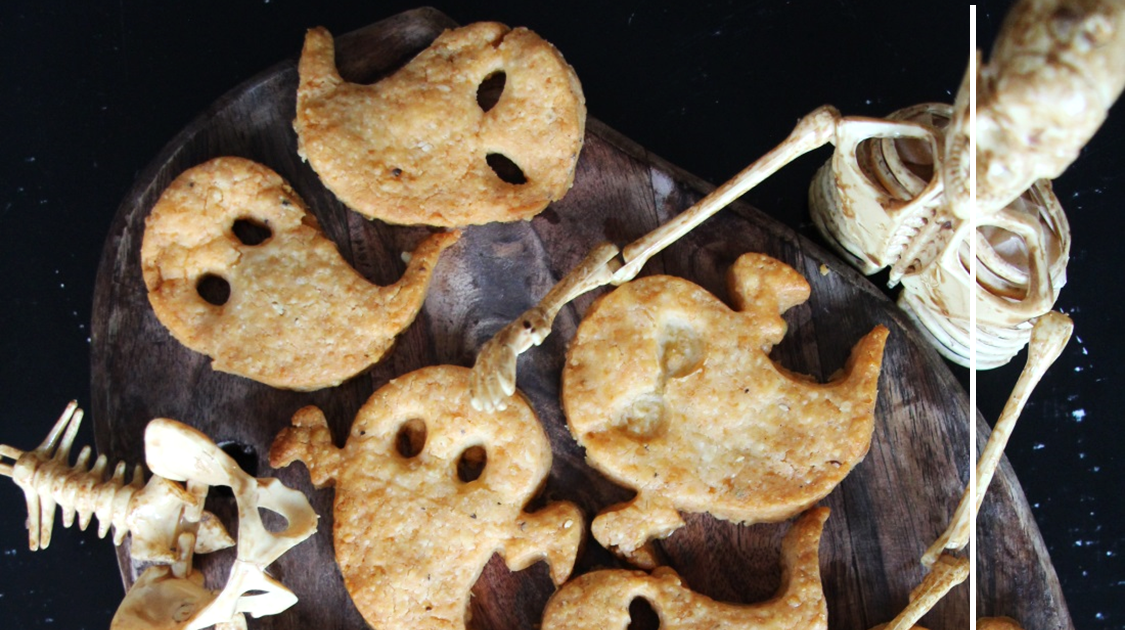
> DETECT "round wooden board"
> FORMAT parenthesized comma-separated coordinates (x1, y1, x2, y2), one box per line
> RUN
(89, 8, 1066, 630)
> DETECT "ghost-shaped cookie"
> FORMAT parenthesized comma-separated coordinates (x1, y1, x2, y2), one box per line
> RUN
(270, 365, 583, 630)
(541, 508, 829, 630)
(141, 157, 459, 390)
(294, 22, 586, 227)
(562, 253, 887, 565)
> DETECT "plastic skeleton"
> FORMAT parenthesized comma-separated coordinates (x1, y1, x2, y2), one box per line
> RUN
(813, 0, 1125, 368)
(0, 402, 317, 629)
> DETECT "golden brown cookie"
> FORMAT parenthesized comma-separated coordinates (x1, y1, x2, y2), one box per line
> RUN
(294, 22, 586, 227)
(141, 157, 458, 390)
(270, 365, 583, 630)
(562, 253, 887, 565)
(541, 508, 829, 630)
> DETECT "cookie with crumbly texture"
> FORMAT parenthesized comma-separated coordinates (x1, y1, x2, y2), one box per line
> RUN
(562, 253, 887, 566)
(294, 22, 586, 227)
(541, 508, 830, 630)
(141, 157, 458, 390)
(270, 365, 583, 630)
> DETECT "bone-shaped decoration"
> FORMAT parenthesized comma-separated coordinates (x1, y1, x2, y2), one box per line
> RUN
(112, 418, 319, 630)
(541, 508, 829, 630)
(270, 365, 583, 630)
(923, 312, 1072, 566)
(563, 253, 887, 566)
(294, 23, 586, 227)
(141, 156, 460, 390)
(0, 402, 233, 560)
(868, 554, 969, 630)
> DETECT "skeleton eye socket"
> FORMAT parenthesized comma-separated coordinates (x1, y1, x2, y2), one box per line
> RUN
(395, 419, 427, 459)
(456, 445, 487, 482)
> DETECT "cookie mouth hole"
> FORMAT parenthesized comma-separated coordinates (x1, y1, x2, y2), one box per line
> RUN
(486, 153, 527, 185)
(196, 273, 231, 306)
(395, 418, 427, 459)
(628, 596, 660, 630)
(210, 441, 258, 499)
(232, 217, 272, 246)
(456, 445, 487, 482)
(476, 70, 506, 112)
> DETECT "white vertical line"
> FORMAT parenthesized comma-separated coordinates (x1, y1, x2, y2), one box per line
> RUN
(968, 4, 979, 627)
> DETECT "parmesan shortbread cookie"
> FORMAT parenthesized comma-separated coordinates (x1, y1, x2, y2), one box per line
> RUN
(141, 157, 458, 390)
(562, 253, 887, 566)
(541, 508, 830, 630)
(270, 365, 583, 630)
(294, 22, 586, 227)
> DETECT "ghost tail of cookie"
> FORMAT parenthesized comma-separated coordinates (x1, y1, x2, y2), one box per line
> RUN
(543, 508, 829, 630)
(471, 106, 842, 412)
(921, 311, 1072, 565)
(141, 156, 460, 391)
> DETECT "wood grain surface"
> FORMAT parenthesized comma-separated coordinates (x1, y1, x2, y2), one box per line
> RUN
(88, 8, 1066, 630)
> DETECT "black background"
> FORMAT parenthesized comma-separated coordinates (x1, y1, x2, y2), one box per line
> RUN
(0, 1, 1120, 629)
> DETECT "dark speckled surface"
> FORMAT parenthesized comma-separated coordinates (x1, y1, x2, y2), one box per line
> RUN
(0, 2, 1117, 628)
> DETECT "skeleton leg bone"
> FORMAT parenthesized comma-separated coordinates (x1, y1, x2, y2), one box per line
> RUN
(922, 311, 1073, 566)
(471, 105, 843, 411)
(873, 553, 969, 630)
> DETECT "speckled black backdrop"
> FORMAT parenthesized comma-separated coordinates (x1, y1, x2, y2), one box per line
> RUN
(0, 2, 1118, 629)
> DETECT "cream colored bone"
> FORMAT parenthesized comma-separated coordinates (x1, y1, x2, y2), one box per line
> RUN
(870, 554, 969, 630)
(0, 402, 233, 560)
(922, 311, 1073, 566)
(471, 242, 621, 411)
(127, 418, 318, 630)
(471, 105, 842, 411)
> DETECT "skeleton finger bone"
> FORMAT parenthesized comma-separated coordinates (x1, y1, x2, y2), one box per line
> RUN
(470, 242, 621, 412)
(922, 311, 1073, 566)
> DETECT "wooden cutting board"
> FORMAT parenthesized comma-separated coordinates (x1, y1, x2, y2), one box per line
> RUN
(89, 8, 1068, 630)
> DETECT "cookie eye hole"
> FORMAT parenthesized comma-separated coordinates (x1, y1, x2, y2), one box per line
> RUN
(395, 418, 427, 459)
(628, 597, 660, 630)
(476, 70, 506, 112)
(197, 273, 231, 306)
(456, 445, 487, 482)
(486, 153, 527, 185)
(232, 217, 272, 246)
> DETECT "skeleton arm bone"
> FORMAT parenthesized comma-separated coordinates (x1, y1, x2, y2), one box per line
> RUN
(470, 105, 843, 411)
(922, 311, 1073, 565)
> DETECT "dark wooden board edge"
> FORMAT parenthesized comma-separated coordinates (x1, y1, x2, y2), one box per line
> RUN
(84, 7, 1066, 630)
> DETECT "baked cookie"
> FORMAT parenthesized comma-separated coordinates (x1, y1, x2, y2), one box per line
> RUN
(562, 253, 887, 565)
(294, 22, 586, 226)
(541, 508, 829, 630)
(270, 365, 583, 630)
(141, 157, 458, 390)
